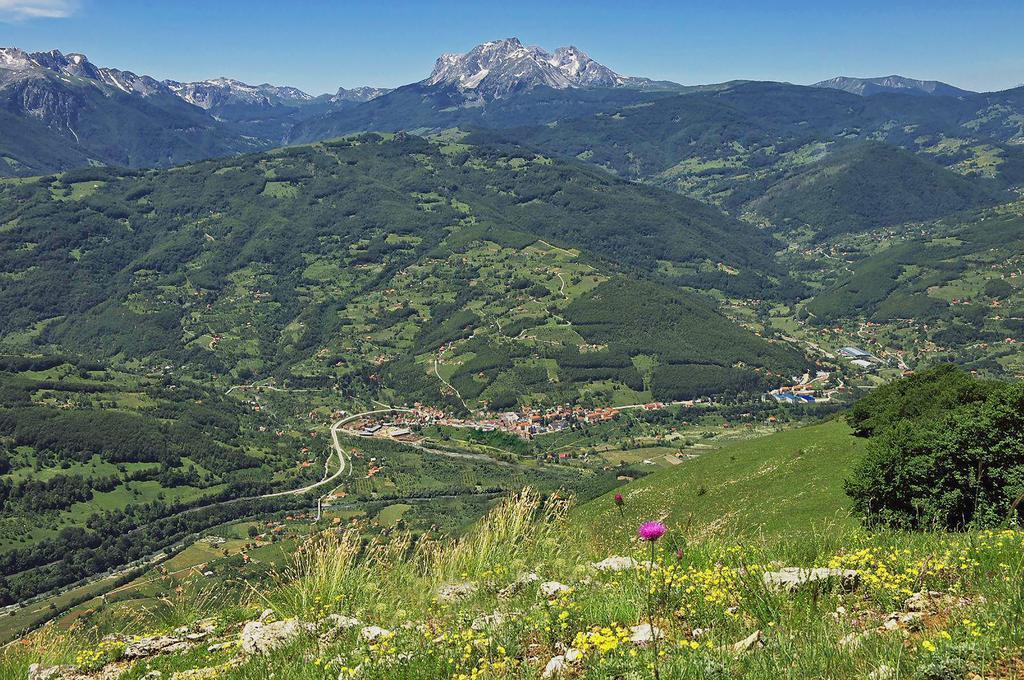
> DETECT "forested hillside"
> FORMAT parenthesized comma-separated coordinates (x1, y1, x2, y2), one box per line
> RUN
(0, 133, 804, 412)
(286, 83, 680, 144)
(745, 142, 1002, 237)
(473, 82, 1022, 234)
(808, 203, 1024, 328)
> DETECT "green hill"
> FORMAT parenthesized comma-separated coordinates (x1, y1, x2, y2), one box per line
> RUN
(474, 82, 1020, 228)
(808, 203, 1024, 328)
(575, 419, 867, 546)
(746, 142, 1002, 238)
(0, 133, 805, 412)
(287, 83, 679, 144)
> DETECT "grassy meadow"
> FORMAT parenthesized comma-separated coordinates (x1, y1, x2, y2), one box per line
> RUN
(4, 422, 1023, 678)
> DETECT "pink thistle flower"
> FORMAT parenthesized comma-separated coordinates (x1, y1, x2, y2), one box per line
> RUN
(637, 521, 666, 542)
(614, 493, 624, 506)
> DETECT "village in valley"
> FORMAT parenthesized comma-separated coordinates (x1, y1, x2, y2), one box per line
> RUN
(344, 401, 672, 441)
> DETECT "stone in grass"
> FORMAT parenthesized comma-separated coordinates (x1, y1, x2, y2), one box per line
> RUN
(592, 556, 638, 572)
(436, 581, 478, 603)
(731, 629, 763, 653)
(240, 619, 303, 655)
(904, 590, 948, 612)
(359, 625, 392, 642)
(499, 572, 539, 599)
(762, 567, 860, 593)
(28, 666, 77, 680)
(124, 635, 190, 658)
(881, 611, 923, 632)
(471, 611, 507, 631)
(541, 655, 566, 678)
(31, 664, 137, 680)
(628, 623, 664, 645)
(540, 581, 571, 598)
(318, 613, 362, 641)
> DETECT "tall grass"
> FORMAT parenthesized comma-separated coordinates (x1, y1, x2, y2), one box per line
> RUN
(271, 526, 416, 621)
(7, 491, 1024, 678)
(417, 488, 577, 583)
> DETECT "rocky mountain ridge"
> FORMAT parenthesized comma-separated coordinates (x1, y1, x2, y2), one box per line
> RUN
(424, 37, 666, 98)
(813, 74, 974, 97)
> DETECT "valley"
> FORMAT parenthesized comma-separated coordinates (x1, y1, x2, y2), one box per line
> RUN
(1, 21, 1023, 678)
(0, 128, 1019, 648)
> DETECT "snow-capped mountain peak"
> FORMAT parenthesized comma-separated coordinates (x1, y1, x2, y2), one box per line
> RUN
(0, 47, 33, 69)
(0, 48, 167, 96)
(331, 85, 392, 103)
(164, 77, 315, 109)
(423, 37, 635, 98)
(547, 45, 622, 87)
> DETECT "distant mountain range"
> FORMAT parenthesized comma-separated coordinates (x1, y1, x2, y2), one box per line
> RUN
(0, 47, 387, 108)
(0, 46, 392, 173)
(813, 75, 974, 98)
(2, 38, 1022, 186)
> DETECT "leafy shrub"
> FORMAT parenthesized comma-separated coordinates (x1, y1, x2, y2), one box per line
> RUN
(846, 366, 1024, 529)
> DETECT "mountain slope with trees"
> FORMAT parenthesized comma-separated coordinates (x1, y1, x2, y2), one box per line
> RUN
(474, 81, 1022, 234)
(745, 142, 1003, 237)
(0, 133, 804, 411)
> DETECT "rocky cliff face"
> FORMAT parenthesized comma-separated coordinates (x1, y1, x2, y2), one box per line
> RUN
(423, 37, 658, 99)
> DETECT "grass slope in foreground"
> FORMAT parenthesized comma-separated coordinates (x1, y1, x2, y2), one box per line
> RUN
(4, 487, 1023, 679)
(575, 419, 867, 548)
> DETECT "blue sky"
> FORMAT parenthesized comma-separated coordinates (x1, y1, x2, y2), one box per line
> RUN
(1, 0, 1022, 94)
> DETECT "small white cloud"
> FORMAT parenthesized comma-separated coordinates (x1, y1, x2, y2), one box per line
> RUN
(0, 0, 77, 22)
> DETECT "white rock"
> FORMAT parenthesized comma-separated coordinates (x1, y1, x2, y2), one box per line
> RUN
(207, 641, 234, 652)
(436, 581, 478, 602)
(360, 625, 392, 642)
(904, 591, 942, 612)
(499, 572, 539, 599)
(124, 635, 189, 658)
(592, 556, 638, 572)
(240, 619, 302, 655)
(629, 623, 663, 645)
(762, 567, 860, 592)
(324, 613, 361, 629)
(564, 647, 583, 662)
(471, 612, 506, 631)
(881, 611, 922, 632)
(28, 666, 73, 680)
(732, 629, 763, 653)
(258, 608, 276, 622)
(541, 655, 566, 678)
(540, 581, 570, 598)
